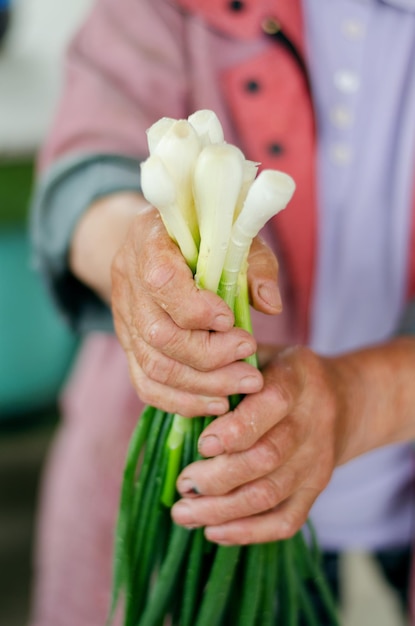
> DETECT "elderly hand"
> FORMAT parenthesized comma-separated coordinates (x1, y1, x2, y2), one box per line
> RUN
(170, 336, 415, 544)
(71, 192, 282, 417)
(71, 194, 415, 545)
(111, 202, 285, 416)
(169, 345, 348, 544)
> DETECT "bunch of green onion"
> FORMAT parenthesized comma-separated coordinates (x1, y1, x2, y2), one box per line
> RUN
(108, 110, 340, 626)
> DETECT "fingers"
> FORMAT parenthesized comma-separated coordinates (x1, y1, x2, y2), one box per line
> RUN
(114, 299, 262, 413)
(197, 348, 305, 456)
(126, 208, 235, 332)
(177, 420, 300, 496)
(172, 464, 298, 528)
(123, 341, 263, 417)
(131, 296, 257, 371)
(247, 236, 282, 314)
(172, 466, 320, 544)
(204, 488, 319, 545)
(125, 351, 229, 417)
(111, 208, 260, 413)
(170, 347, 338, 543)
(173, 444, 330, 532)
(133, 340, 263, 396)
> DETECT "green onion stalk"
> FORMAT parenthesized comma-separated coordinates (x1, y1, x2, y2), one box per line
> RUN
(108, 110, 340, 626)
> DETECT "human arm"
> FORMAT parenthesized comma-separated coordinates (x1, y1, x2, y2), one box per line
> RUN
(31, 0, 192, 331)
(70, 182, 415, 546)
(36, 132, 415, 546)
(69, 190, 283, 416)
(170, 336, 415, 544)
(32, 0, 415, 544)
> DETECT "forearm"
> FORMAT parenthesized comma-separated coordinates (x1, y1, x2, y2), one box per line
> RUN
(332, 336, 415, 464)
(171, 336, 415, 542)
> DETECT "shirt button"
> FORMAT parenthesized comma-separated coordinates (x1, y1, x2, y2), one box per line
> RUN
(268, 142, 284, 156)
(330, 143, 352, 165)
(245, 79, 261, 93)
(342, 19, 366, 40)
(330, 105, 354, 129)
(228, 0, 245, 11)
(334, 70, 360, 94)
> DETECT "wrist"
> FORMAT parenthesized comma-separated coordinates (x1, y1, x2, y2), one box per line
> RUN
(70, 192, 150, 302)
(330, 337, 415, 465)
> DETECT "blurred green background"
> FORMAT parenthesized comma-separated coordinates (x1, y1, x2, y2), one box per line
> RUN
(0, 158, 80, 626)
(0, 160, 79, 420)
(0, 1, 91, 624)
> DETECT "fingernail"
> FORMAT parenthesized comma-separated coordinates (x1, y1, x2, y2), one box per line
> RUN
(239, 375, 262, 393)
(172, 501, 194, 526)
(198, 434, 224, 457)
(207, 400, 228, 415)
(213, 313, 233, 331)
(235, 341, 255, 360)
(177, 477, 200, 496)
(258, 283, 282, 311)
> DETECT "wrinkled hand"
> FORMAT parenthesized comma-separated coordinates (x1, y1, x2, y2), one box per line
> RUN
(111, 203, 282, 417)
(171, 345, 355, 544)
(74, 194, 415, 546)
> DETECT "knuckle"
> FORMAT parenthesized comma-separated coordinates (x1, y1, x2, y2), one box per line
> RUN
(264, 381, 292, 415)
(277, 466, 297, 497)
(175, 405, 195, 419)
(200, 330, 243, 371)
(192, 332, 221, 371)
(216, 497, 242, 523)
(199, 333, 215, 367)
(223, 403, 265, 451)
(141, 317, 175, 350)
(171, 393, 200, 418)
(159, 359, 181, 385)
(223, 417, 247, 450)
(248, 479, 278, 513)
(176, 287, 206, 327)
(162, 324, 187, 354)
(142, 253, 176, 293)
(274, 385, 292, 413)
(138, 338, 184, 386)
(140, 349, 169, 383)
(279, 510, 307, 540)
(255, 438, 281, 474)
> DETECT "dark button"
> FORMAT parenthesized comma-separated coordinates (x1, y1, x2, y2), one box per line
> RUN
(229, 1, 245, 11)
(268, 143, 284, 156)
(245, 79, 260, 93)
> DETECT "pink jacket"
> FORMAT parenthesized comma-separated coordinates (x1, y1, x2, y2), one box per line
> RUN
(40, 0, 415, 337)
(40, 0, 313, 340)
(32, 2, 415, 624)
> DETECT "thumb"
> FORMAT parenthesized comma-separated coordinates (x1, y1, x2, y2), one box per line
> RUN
(247, 236, 282, 314)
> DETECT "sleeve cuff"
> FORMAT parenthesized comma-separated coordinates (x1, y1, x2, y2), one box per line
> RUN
(30, 153, 143, 333)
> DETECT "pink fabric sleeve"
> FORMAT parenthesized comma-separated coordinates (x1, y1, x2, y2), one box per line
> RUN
(39, 0, 189, 171)
(30, 334, 142, 626)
